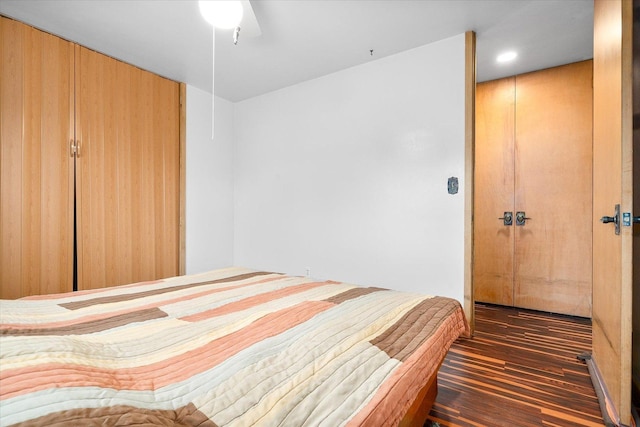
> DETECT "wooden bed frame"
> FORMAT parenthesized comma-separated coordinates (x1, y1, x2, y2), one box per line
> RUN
(399, 365, 441, 426)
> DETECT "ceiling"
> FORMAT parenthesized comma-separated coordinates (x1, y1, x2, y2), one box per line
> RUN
(0, 0, 593, 102)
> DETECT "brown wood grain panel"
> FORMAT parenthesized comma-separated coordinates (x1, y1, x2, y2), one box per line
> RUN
(168, 80, 181, 278)
(474, 77, 515, 306)
(157, 76, 180, 279)
(514, 61, 593, 317)
(179, 83, 187, 276)
(0, 17, 73, 298)
(77, 45, 108, 289)
(0, 17, 25, 299)
(619, 0, 634, 423)
(152, 74, 165, 280)
(592, 0, 633, 423)
(132, 65, 145, 281)
(139, 66, 156, 282)
(76, 47, 180, 290)
(115, 58, 134, 284)
(129, 64, 144, 285)
(40, 28, 75, 296)
(464, 31, 476, 333)
(102, 53, 118, 288)
(74, 44, 84, 290)
(22, 25, 43, 297)
(633, 0, 640, 414)
(143, 66, 157, 280)
(426, 304, 604, 427)
(1, 17, 179, 297)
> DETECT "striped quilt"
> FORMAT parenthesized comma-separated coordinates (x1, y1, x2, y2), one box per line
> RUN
(0, 267, 468, 426)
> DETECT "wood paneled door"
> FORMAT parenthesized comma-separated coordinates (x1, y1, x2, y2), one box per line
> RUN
(474, 60, 593, 318)
(0, 17, 181, 298)
(592, 0, 633, 423)
(0, 17, 74, 298)
(474, 77, 515, 307)
(75, 45, 180, 290)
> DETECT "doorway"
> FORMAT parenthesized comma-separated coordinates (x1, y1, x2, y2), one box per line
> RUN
(473, 61, 593, 318)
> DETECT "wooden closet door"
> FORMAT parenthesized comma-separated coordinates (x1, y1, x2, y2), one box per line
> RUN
(75, 46, 180, 290)
(473, 77, 515, 306)
(514, 61, 593, 317)
(0, 17, 74, 298)
(475, 61, 593, 317)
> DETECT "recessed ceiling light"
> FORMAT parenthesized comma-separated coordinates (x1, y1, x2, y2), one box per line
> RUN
(497, 51, 518, 63)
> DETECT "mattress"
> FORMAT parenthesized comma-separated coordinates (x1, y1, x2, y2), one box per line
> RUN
(0, 267, 468, 426)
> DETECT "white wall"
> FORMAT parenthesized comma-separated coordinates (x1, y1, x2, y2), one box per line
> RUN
(185, 85, 234, 274)
(233, 34, 466, 302)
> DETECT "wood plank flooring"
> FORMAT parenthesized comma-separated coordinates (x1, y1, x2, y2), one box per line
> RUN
(426, 303, 604, 427)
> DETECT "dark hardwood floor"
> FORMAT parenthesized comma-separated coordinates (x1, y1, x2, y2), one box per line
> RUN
(426, 303, 604, 427)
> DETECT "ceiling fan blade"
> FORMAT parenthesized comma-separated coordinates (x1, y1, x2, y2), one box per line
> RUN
(240, 0, 261, 38)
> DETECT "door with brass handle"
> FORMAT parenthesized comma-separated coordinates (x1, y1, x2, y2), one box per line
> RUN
(499, 212, 513, 226)
(515, 211, 531, 226)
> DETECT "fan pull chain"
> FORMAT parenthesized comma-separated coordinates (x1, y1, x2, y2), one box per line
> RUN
(211, 26, 216, 141)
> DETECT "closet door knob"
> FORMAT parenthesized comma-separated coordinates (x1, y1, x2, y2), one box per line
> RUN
(498, 212, 513, 226)
(515, 211, 531, 226)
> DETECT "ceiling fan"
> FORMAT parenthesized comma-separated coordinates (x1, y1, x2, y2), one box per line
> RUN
(199, 0, 261, 44)
(198, 0, 262, 137)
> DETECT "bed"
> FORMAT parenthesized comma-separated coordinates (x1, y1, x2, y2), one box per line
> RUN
(0, 267, 468, 426)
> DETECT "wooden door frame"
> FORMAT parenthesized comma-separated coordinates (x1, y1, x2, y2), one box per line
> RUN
(179, 83, 187, 276)
(464, 31, 476, 333)
(633, 0, 640, 414)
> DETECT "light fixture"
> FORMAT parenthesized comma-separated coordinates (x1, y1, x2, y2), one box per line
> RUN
(496, 51, 518, 63)
(199, 0, 244, 138)
(199, 0, 243, 29)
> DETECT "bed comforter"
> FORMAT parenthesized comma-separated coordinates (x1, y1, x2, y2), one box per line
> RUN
(0, 267, 468, 426)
